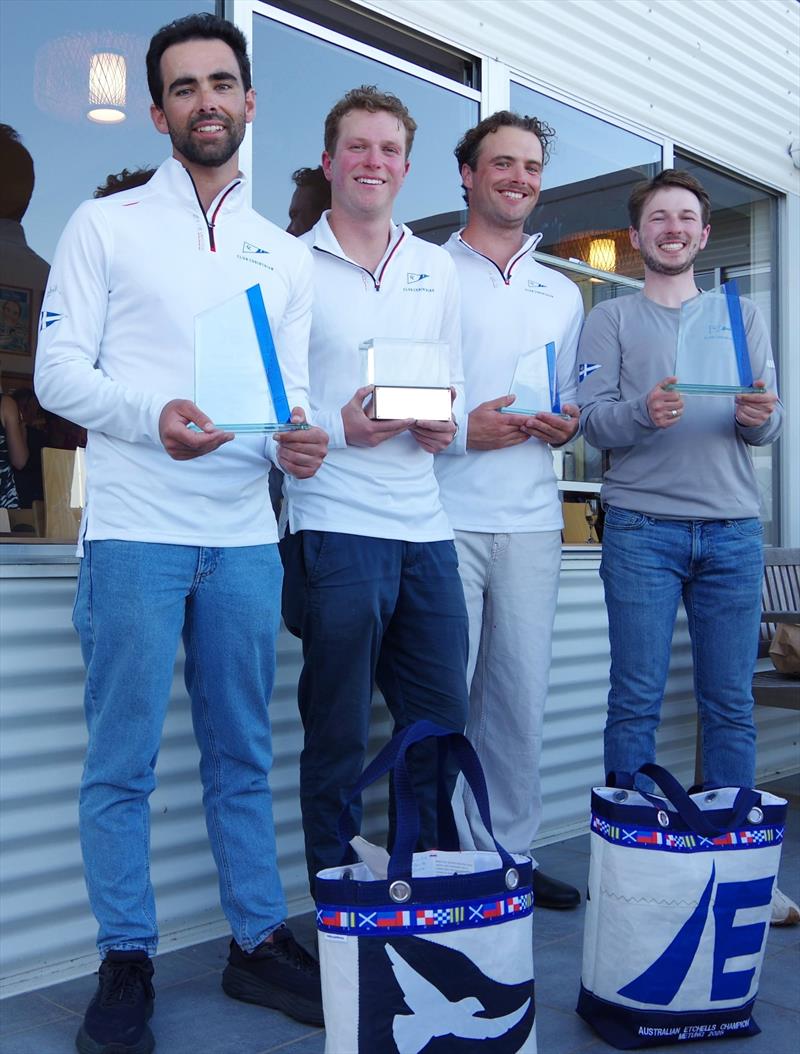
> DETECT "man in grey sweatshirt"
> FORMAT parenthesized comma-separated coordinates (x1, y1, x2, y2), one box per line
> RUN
(577, 168, 782, 799)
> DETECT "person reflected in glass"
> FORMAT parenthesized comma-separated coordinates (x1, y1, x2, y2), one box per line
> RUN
(0, 385, 27, 508)
(9, 387, 45, 507)
(0, 125, 49, 366)
(286, 165, 331, 237)
(94, 167, 157, 199)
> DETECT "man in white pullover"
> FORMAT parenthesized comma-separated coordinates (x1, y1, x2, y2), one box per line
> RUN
(281, 86, 469, 887)
(435, 112, 583, 909)
(35, 15, 327, 1054)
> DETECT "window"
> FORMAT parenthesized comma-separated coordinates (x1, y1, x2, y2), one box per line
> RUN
(674, 154, 780, 543)
(249, 4, 479, 238)
(507, 81, 661, 494)
(510, 81, 661, 284)
(0, 0, 215, 543)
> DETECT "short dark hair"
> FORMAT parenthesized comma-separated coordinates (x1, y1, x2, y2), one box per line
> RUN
(454, 111, 555, 205)
(94, 167, 156, 199)
(291, 165, 331, 207)
(628, 169, 711, 229)
(0, 124, 35, 221)
(323, 85, 417, 158)
(146, 13, 252, 109)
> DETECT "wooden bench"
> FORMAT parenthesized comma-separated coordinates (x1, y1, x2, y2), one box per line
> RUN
(752, 547, 800, 710)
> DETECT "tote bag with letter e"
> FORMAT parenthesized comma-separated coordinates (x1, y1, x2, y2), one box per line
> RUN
(578, 763, 787, 1049)
(315, 720, 536, 1054)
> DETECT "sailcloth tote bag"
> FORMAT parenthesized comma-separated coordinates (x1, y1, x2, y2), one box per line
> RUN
(315, 720, 537, 1054)
(578, 763, 787, 1049)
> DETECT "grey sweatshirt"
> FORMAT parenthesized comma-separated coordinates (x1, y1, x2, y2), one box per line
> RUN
(577, 291, 782, 519)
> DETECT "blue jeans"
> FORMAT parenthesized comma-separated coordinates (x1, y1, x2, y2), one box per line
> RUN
(281, 531, 469, 885)
(73, 541, 286, 956)
(600, 507, 763, 790)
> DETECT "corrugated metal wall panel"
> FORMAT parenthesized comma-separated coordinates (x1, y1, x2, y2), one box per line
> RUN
(362, 0, 800, 194)
(536, 555, 800, 846)
(0, 564, 394, 996)
(0, 566, 307, 994)
(5, 556, 795, 993)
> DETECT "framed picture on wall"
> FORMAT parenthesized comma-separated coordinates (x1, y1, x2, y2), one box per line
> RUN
(0, 285, 34, 358)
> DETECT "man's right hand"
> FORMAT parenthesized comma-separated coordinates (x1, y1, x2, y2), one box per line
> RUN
(341, 385, 414, 448)
(467, 394, 530, 450)
(646, 377, 684, 430)
(159, 398, 234, 461)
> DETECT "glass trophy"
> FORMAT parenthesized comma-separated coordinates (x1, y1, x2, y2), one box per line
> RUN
(499, 341, 569, 417)
(667, 280, 760, 396)
(360, 338, 451, 420)
(193, 285, 307, 433)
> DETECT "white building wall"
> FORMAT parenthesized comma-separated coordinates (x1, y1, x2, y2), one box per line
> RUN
(362, 0, 800, 196)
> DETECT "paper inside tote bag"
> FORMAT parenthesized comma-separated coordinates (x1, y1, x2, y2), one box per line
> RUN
(315, 720, 537, 1053)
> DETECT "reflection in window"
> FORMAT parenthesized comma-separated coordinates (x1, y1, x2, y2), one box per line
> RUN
(674, 153, 779, 543)
(502, 85, 657, 492)
(0, 0, 214, 542)
(510, 82, 661, 283)
(251, 14, 478, 240)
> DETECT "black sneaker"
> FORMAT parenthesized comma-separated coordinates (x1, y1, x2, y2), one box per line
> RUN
(222, 925, 323, 1026)
(75, 951, 155, 1054)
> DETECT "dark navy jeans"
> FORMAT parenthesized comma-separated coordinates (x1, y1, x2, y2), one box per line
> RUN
(281, 530, 469, 886)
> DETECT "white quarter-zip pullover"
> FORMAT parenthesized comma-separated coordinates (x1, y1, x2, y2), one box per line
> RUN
(434, 231, 583, 533)
(35, 157, 312, 549)
(284, 213, 464, 541)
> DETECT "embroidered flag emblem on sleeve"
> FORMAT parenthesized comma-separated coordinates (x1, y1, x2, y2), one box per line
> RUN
(578, 362, 601, 382)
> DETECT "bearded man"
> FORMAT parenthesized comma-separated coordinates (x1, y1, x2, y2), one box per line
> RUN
(35, 14, 328, 1052)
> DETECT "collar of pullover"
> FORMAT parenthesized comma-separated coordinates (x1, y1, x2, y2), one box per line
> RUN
(449, 228, 543, 283)
(307, 210, 410, 276)
(150, 156, 246, 221)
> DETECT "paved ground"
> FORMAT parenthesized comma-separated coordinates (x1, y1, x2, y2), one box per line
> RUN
(1, 774, 797, 1053)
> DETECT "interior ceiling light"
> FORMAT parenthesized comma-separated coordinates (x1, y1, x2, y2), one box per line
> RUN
(588, 238, 616, 273)
(552, 229, 643, 279)
(34, 31, 147, 125)
(88, 52, 126, 123)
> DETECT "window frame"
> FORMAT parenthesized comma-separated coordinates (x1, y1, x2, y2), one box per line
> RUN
(229, 0, 481, 201)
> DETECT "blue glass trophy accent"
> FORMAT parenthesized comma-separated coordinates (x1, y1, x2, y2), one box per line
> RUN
(193, 285, 307, 433)
(667, 280, 761, 396)
(360, 338, 452, 420)
(499, 341, 569, 417)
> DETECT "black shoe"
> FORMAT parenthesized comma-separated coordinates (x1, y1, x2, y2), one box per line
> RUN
(75, 951, 155, 1054)
(222, 925, 324, 1026)
(533, 868, 581, 910)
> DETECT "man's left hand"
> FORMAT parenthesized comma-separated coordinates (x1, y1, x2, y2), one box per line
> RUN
(411, 417, 458, 453)
(275, 408, 329, 478)
(411, 387, 458, 453)
(520, 403, 579, 446)
(735, 380, 777, 427)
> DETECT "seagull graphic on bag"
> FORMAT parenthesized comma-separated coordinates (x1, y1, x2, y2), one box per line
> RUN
(386, 945, 531, 1051)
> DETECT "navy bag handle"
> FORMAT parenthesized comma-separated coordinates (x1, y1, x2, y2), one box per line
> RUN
(434, 736, 461, 851)
(611, 763, 762, 839)
(336, 720, 516, 881)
